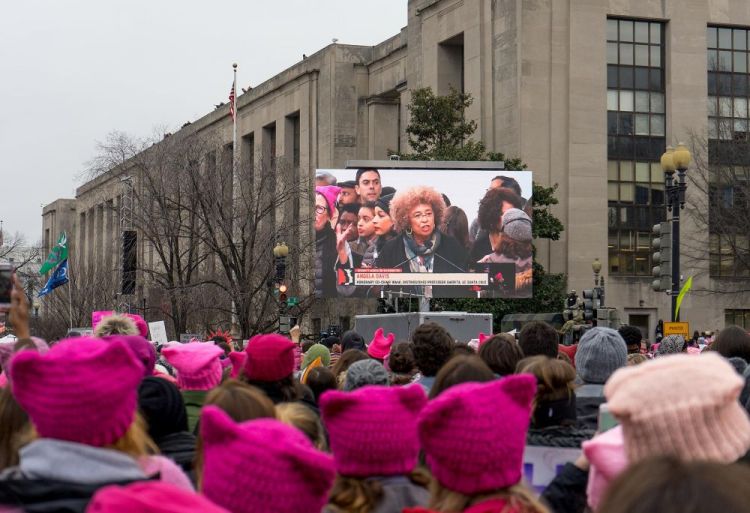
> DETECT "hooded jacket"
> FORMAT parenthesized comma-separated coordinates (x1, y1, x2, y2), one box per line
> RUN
(0, 439, 149, 513)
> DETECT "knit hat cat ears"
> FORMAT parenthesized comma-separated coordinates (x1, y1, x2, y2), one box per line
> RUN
(368, 328, 395, 359)
(501, 208, 532, 243)
(201, 406, 335, 513)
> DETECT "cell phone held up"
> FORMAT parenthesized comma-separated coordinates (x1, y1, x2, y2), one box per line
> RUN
(0, 263, 14, 313)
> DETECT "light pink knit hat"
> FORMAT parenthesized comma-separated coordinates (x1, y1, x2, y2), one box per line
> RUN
(315, 185, 342, 216)
(162, 342, 224, 391)
(201, 405, 336, 513)
(605, 352, 750, 463)
(583, 425, 628, 511)
(320, 384, 427, 477)
(88, 481, 230, 513)
(10, 337, 143, 446)
(228, 351, 247, 379)
(0, 337, 49, 374)
(417, 375, 536, 495)
(367, 328, 395, 360)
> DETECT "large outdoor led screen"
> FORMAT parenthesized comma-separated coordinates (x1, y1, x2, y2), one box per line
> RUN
(314, 168, 533, 299)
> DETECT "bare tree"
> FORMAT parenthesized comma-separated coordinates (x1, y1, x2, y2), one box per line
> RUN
(684, 124, 750, 295)
(83, 129, 315, 338)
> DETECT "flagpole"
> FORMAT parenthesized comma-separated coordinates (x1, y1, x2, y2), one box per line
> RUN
(231, 63, 240, 339)
(67, 244, 73, 330)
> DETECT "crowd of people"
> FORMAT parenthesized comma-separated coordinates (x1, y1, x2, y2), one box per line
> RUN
(2, 275, 750, 512)
(314, 169, 534, 299)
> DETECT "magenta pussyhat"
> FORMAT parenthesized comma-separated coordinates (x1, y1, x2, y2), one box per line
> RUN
(0, 337, 49, 374)
(243, 334, 296, 382)
(162, 342, 224, 391)
(102, 335, 156, 378)
(228, 351, 247, 379)
(87, 481, 231, 513)
(315, 185, 342, 216)
(10, 337, 143, 447)
(367, 328, 395, 360)
(417, 375, 536, 495)
(321, 384, 427, 477)
(201, 406, 336, 513)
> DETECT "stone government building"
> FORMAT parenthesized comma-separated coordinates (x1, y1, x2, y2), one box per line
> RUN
(43, 0, 750, 337)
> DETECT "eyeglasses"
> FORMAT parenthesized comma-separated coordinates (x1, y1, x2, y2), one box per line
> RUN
(315, 206, 327, 215)
(411, 211, 434, 221)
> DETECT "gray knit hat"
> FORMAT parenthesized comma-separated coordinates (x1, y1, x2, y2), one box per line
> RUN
(575, 327, 628, 384)
(501, 208, 532, 242)
(343, 359, 390, 391)
(657, 335, 686, 356)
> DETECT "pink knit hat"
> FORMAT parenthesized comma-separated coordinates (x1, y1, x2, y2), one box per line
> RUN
(201, 405, 336, 513)
(162, 342, 224, 391)
(10, 337, 143, 446)
(583, 426, 628, 511)
(478, 332, 491, 347)
(367, 328, 395, 360)
(102, 335, 156, 378)
(228, 351, 247, 379)
(417, 375, 536, 495)
(605, 352, 750, 464)
(316, 185, 341, 216)
(243, 334, 295, 382)
(321, 384, 427, 477)
(87, 481, 230, 513)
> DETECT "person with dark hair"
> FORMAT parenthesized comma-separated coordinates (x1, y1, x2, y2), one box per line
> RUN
(429, 355, 495, 399)
(381, 186, 396, 197)
(331, 349, 370, 388)
(411, 323, 455, 393)
(712, 325, 750, 362)
(519, 321, 559, 359)
(361, 193, 397, 270)
(479, 334, 524, 376)
(599, 457, 750, 513)
(452, 343, 476, 356)
(138, 377, 197, 481)
(350, 201, 377, 257)
(477, 207, 533, 296)
(441, 205, 471, 250)
(315, 186, 341, 297)
(355, 168, 382, 203)
(338, 180, 359, 205)
(470, 187, 525, 264)
(517, 356, 594, 448)
(388, 341, 417, 385)
(617, 325, 643, 354)
(305, 366, 337, 404)
(336, 203, 360, 244)
(340, 331, 366, 352)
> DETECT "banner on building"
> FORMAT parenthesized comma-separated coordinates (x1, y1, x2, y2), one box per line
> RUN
(314, 168, 533, 299)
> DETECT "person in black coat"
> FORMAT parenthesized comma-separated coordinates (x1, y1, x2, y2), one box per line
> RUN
(375, 185, 470, 298)
(138, 377, 197, 484)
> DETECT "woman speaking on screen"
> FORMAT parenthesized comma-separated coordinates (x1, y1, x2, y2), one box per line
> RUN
(375, 186, 469, 298)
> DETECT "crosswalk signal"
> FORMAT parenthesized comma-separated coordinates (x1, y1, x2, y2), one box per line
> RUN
(651, 222, 672, 292)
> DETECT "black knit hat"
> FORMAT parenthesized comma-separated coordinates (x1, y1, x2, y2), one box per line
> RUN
(138, 376, 189, 441)
(339, 180, 357, 189)
(375, 193, 395, 214)
(341, 330, 366, 352)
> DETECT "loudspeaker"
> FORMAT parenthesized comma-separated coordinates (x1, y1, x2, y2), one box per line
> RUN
(122, 230, 137, 295)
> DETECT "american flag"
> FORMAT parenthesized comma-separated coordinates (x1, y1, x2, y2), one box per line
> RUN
(229, 81, 236, 121)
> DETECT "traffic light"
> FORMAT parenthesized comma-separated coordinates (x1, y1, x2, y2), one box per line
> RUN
(651, 222, 672, 292)
(279, 283, 288, 313)
(582, 289, 595, 322)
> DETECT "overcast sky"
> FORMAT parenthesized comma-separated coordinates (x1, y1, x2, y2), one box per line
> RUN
(0, 0, 406, 243)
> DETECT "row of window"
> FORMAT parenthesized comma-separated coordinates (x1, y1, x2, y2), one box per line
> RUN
(726, 309, 750, 330)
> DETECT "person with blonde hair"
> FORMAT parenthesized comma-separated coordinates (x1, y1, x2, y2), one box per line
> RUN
(276, 402, 328, 451)
(0, 337, 192, 511)
(376, 186, 469, 298)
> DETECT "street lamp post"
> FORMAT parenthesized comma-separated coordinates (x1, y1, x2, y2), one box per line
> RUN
(592, 258, 605, 307)
(273, 242, 290, 332)
(660, 143, 691, 322)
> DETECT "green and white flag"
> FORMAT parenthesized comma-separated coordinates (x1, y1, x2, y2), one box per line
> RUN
(39, 232, 68, 275)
